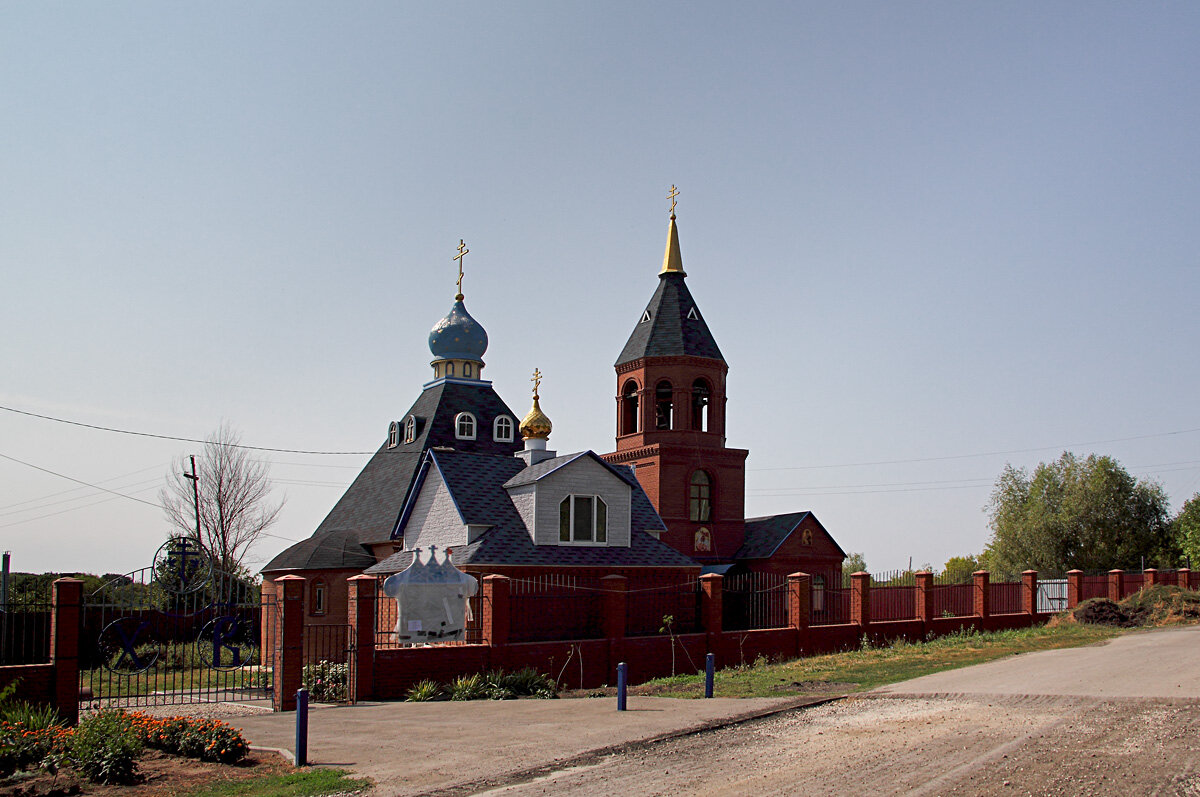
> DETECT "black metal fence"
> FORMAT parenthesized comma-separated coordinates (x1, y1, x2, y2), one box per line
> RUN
(0, 581, 53, 665)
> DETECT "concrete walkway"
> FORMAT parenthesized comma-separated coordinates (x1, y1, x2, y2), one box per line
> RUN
(872, 623, 1200, 699)
(232, 694, 818, 795)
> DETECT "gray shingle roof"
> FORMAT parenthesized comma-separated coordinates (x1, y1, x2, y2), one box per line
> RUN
(261, 378, 520, 572)
(735, 511, 846, 560)
(261, 529, 376, 573)
(615, 272, 725, 366)
(366, 449, 692, 575)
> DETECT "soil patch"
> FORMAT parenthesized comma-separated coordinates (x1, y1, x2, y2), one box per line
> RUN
(1072, 586, 1200, 628)
(1, 748, 292, 797)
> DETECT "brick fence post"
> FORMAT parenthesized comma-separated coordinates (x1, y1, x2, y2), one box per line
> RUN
(699, 573, 723, 636)
(273, 575, 305, 712)
(1108, 570, 1124, 603)
(347, 575, 376, 703)
(1144, 568, 1158, 588)
(914, 571, 933, 625)
(481, 575, 510, 647)
(1021, 570, 1038, 616)
(50, 578, 82, 725)
(1178, 568, 1191, 590)
(973, 571, 990, 619)
(1067, 570, 1083, 608)
(850, 572, 871, 628)
(787, 573, 810, 656)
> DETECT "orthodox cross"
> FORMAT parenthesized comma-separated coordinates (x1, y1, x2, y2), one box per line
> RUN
(453, 239, 469, 300)
(667, 185, 679, 218)
(531, 367, 542, 399)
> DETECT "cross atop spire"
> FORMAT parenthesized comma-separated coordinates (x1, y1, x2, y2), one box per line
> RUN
(531, 367, 543, 399)
(453, 239, 470, 300)
(667, 185, 679, 219)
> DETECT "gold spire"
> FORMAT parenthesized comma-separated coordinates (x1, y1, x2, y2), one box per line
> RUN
(453, 239, 469, 301)
(660, 186, 685, 275)
(519, 368, 553, 440)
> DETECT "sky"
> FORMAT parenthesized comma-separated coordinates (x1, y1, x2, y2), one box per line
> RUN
(2, 2, 1199, 577)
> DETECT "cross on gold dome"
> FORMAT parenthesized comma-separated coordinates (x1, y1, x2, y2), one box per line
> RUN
(453, 239, 470, 300)
(531, 368, 542, 398)
(667, 185, 679, 219)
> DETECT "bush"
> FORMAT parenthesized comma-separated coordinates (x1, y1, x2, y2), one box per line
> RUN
(302, 660, 348, 703)
(448, 673, 488, 701)
(405, 679, 443, 702)
(68, 709, 143, 784)
(126, 711, 249, 764)
(0, 699, 62, 730)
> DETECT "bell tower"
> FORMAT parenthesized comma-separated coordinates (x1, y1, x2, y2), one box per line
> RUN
(602, 191, 749, 562)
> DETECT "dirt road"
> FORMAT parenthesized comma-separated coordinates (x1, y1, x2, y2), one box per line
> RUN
(465, 694, 1200, 796)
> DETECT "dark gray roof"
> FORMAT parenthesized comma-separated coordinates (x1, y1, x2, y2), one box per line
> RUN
(501, 451, 630, 489)
(262, 529, 376, 573)
(366, 449, 692, 575)
(261, 378, 520, 572)
(735, 511, 847, 560)
(616, 272, 724, 366)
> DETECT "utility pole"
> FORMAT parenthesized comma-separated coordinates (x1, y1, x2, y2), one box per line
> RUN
(184, 456, 202, 542)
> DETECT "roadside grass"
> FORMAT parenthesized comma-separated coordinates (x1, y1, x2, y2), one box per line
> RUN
(178, 766, 372, 796)
(641, 622, 1122, 698)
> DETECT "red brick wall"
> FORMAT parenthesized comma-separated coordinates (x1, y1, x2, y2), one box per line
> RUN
(0, 664, 55, 708)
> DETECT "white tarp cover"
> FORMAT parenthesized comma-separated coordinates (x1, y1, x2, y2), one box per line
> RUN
(381, 547, 478, 644)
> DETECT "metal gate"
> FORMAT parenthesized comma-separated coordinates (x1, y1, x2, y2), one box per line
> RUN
(301, 623, 356, 705)
(79, 539, 276, 712)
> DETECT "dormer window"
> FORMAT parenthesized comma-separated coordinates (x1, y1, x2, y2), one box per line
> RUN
(640, 309, 651, 323)
(464, 363, 472, 378)
(455, 412, 476, 440)
(404, 415, 417, 444)
(559, 495, 607, 544)
(493, 415, 514, 443)
(388, 421, 400, 449)
(446, 363, 455, 377)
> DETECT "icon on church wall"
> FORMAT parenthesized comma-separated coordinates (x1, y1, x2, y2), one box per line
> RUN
(694, 527, 712, 552)
(801, 528, 813, 545)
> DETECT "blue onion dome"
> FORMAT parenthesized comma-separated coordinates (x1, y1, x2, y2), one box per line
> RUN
(428, 300, 488, 361)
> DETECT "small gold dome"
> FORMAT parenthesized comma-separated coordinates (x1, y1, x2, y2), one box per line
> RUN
(520, 396, 552, 440)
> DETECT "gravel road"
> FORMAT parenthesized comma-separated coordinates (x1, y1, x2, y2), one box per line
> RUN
(464, 694, 1200, 796)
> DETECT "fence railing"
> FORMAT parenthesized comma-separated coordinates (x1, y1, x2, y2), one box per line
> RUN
(989, 580, 1024, 615)
(1081, 574, 1108, 601)
(373, 584, 483, 648)
(873, 585, 918, 621)
(509, 576, 604, 643)
(929, 583, 974, 618)
(627, 579, 701, 637)
(811, 587, 851, 625)
(723, 571, 788, 630)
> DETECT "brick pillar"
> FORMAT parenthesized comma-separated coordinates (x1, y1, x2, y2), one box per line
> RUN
(346, 575, 376, 703)
(1178, 568, 1191, 590)
(1107, 570, 1124, 603)
(1021, 570, 1038, 616)
(1067, 570, 1083, 608)
(787, 573, 810, 656)
(50, 578, 82, 725)
(600, 575, 628, 640)
(273, 575, 305, 712)
(1144, 568, 1158, 588)
(850, 572, 871, 627)
(973, 571, 990, 619)
(481, 575, 510, 646)
(914, 571, 933, 624)
(699, 574, 723, 635)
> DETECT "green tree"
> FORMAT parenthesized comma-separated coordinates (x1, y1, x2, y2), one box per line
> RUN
(983, 452, 1175, 578)
(1174, 493, 1200, 568)
(842, 552, 867, 585)
(940, 555, 980, 583)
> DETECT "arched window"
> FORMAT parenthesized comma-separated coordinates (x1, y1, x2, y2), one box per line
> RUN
(559, 495, 608, 543)
(446, 363, 455, 377)
(691, 379, 710, 431)
(455, 412, 476, 440)
(388, 421, 400, 449)
(655, 381, 673, 430)
(493, 415, 514, 442)
(620, 380, 640, 435)
(464, 363, 472, 378)
(812, 575, 826, 613)
(404, 415, 417, 443)
(689, 471, 712, 522)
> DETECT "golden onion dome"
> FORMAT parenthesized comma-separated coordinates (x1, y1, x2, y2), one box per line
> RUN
(519, 396, 552, 440)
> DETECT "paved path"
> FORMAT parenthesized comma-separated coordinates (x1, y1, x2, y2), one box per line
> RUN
(872, 624, 1200, 699)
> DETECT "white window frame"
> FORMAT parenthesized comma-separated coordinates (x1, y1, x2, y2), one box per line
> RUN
(388, 421, 400, 449)
(404, 415, 417, 444)
(455, 412, 477, 440)
(558, 494, 608, 545)
(493, 415, 514, 442)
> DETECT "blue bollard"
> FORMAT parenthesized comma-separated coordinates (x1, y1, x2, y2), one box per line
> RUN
(616, 661, 627, 711)
(295, 688, 309, 766)
(705, 652, 715, 698)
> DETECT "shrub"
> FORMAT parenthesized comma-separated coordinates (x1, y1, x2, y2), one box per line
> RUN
(0, 700, 62, 730)
(499, 667, 556, 698)
(302, 660, 349, 703)
(68, 709, 143, 784)
(448, 673, 487, 701)
(126, 711, 248, 764)
(405, 679, 443, 702)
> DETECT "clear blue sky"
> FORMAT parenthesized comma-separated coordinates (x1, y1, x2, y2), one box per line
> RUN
(3, 2, 1198, 576)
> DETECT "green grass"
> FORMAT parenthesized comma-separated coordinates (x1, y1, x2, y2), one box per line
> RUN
(641, 622, 1122, 698)
(179, 767, 372, 796)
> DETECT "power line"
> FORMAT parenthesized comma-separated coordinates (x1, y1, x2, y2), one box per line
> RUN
(0, 404, 375, 455)
(0, 452, 162, 509)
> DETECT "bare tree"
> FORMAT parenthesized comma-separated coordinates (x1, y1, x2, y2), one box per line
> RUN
(160, 422, 284, 576)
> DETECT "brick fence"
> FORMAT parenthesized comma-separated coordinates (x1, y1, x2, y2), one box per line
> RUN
(6, 568, 1195, 717)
